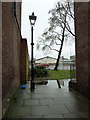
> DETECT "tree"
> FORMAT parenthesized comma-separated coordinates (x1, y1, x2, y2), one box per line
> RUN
(37, 0, 75, 70)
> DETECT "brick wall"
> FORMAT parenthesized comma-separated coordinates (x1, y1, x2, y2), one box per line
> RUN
(88, 2, 90, 99)
(20, 38, 28, 84)
(2, 2, 21, 114)
(74, 2, 89, 98)
(0, 1, 2, 119)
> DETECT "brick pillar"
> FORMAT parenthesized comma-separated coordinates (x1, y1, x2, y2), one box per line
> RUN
(69, 2, 89, 98)
(20, 38, 28, 84)
(0, 1, 2, 119)
(88, 2, 90, 99)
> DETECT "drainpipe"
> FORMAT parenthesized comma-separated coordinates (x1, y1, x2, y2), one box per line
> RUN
(13, 2, 22, 39)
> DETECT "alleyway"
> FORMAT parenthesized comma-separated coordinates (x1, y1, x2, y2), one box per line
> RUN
(4, 80, 88, 118)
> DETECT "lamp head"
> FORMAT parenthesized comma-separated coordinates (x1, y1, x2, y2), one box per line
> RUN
(29, 12, 37, 26)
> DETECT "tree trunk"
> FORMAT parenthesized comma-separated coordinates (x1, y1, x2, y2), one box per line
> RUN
(54, 25, 66, 70)
(54, 38, 64, 70)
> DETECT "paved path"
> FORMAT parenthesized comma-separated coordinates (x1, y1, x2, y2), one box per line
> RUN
(4, 80, 89, 118)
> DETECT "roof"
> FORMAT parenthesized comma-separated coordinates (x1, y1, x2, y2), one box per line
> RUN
(35, 56, 57, 61)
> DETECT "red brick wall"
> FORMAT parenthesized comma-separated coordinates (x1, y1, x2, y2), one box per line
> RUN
(75, 2, 89, 97)
(0, 2, 2, 119)
(2, 2, 21, 114)
(20, 38, 28, 84)
(88, 2, 90, 99)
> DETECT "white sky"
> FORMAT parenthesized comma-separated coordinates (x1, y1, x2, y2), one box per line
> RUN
(21, 0, 75, 59)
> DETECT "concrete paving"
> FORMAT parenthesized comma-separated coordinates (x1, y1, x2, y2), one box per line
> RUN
(4, 79, 89, 118)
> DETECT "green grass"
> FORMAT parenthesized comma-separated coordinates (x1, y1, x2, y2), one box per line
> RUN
(70, 70, 76, 78)
(47, 70, 70, 80)
(34, 70, 76, 80)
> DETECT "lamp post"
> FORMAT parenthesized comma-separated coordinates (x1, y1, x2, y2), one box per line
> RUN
(29, 12, 37, 91)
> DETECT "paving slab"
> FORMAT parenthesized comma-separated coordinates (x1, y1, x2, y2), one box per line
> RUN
(24, 99, 40, 106)
(4, 79, 89, 118)
(6, 106, 32, 118)
(39, 98, 55, 105)
(32, 106, 49, 115)
(48, 104, 70, 114)
(43, 114, 63, 118)
(62, 112, 88, 118)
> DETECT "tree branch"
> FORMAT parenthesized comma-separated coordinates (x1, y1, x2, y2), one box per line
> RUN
(45, 45, 59, 52)
(55, 40, 61, 45)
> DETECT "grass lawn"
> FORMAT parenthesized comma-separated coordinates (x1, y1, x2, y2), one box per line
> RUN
(47, 70, 70, 80)
(34, 70, 76, 81)
(34, 70, 73, 85)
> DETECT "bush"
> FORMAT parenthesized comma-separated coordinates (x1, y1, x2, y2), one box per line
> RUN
(33, 65, 48, 77)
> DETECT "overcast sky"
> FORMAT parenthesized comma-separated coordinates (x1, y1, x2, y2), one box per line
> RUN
(21, 0, 75, 59)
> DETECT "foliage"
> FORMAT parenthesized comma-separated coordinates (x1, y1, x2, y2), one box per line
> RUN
(33, 65, 48, 78)
(37, 0, 75, 70)
(37, 0, 75, 52)
(29, 68, 75, 80)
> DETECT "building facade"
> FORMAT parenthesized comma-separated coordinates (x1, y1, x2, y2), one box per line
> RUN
(20, 38, 28, 84)
(35, 56, 57, 65)
(0, 2, 2, 119)
(0, 1, 29, 118)
(69, 2, 89, 98)
(35, 56, 72, 70)
(2, 2, 22, 115)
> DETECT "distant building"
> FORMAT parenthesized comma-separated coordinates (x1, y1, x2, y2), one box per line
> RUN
(58, 56, 72, 70)
(70, 55, 76, 62)
(35, 56, 71, 70)
(35, 56, 57, 65)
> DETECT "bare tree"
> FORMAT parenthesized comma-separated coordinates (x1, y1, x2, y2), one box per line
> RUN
(37, 0, 75, 70)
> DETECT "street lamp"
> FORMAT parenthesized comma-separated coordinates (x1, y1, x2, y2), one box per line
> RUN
(29, 12, 37, 91)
